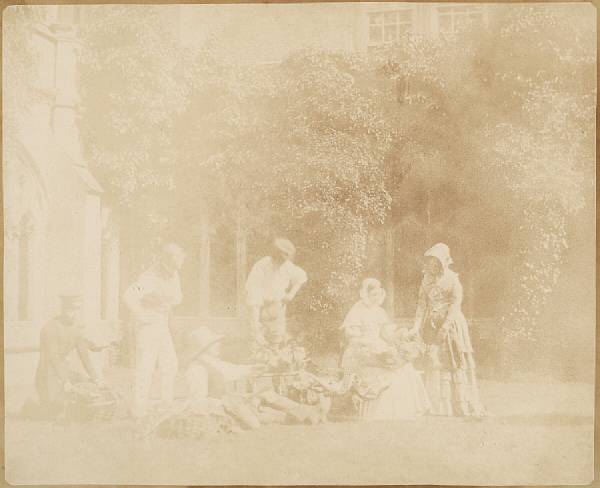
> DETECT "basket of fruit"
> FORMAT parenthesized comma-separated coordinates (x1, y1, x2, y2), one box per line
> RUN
(250, 339, 308, 396)
(251, 340, 307, 373)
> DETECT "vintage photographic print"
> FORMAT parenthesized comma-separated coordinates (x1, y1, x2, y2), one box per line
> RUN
(3, 3, 595, 485)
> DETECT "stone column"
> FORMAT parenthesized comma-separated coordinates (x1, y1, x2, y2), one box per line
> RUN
(27, 219, 47, 326)
(83, 194, 102, 326)
(198, 220, 211, 318)
(4, 233, 19, 322)
(51, 28, 81, 163)
(104, 235, 121, 323)
(101, 210, 121, 337)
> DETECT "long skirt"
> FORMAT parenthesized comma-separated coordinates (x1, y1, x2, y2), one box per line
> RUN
(342, 347, 431, 422)
(421, 309, 485, 416)
(424, 339, 485, 416)
(365, 363, 431, 420)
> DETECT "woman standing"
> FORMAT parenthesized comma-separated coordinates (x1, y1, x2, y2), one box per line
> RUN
(409, 243, 485, 417)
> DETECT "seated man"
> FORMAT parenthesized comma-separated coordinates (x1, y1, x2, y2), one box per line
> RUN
(34, 295, 106, 419)
(180, 326, 327, 429)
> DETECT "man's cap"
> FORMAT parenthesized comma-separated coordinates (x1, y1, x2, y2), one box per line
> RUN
(274, 238, 296, 258)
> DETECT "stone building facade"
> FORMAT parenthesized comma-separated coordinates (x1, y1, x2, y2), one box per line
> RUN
(4, 6, 120, 410)
(178, 3, 488, 61)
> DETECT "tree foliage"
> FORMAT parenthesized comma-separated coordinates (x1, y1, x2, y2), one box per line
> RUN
(78, 5, 195, 233)
(180, 52, 394, 326)
(370, 5, 595, 358)
(78, 5, 595, 360)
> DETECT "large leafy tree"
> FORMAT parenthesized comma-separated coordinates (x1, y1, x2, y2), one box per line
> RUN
(371, 5, 595, 373)
(176, 52, 395, 343)
(78, 6, 196, 243)
(78, 8, 395, 345)
(78, 5, 595, 368)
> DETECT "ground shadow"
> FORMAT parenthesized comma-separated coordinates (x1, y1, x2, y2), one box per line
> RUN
(490, 413, 593, 427)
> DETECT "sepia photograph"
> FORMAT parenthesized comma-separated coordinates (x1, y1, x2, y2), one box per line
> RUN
(3, 2, 596, 485)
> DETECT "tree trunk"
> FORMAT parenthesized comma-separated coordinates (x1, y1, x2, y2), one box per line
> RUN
(235, 215, 247, 321)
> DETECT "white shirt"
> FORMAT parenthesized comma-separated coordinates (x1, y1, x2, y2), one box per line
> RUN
(245, 256, 307, 307)
(124, 264, 182, 326)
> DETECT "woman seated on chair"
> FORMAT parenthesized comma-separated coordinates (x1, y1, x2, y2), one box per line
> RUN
(340, 278, 430, 421)
(340, 278, 394, 370)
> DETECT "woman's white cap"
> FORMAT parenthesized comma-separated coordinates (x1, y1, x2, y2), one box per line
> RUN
(424, 242, 453, 268)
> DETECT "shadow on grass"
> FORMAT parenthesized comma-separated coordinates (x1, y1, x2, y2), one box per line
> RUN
(491, 413, 593, 427)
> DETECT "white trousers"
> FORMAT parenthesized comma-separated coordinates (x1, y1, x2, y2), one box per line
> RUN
(186, 363, 209, 402)
(133, 324, 178, 417)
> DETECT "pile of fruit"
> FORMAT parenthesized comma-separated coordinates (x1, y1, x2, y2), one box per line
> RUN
(251, 340, 308, 373)
(375, 333, 427, 369)
(158, 411, 240, 439)
(396, 338, 426, 362)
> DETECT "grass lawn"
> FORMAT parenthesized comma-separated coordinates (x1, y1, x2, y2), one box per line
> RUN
(4, 379, 593, 485)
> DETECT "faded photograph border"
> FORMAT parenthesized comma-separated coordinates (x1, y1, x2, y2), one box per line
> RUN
(1, 0, 597, 486)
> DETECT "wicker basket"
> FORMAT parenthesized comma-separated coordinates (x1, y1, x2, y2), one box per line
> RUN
(90, 399, 118, 421)
(65, 398, 116, 422)
(65, 384, 119, 422)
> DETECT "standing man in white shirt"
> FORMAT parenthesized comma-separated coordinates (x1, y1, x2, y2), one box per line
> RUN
(245, 238, 308, 346)
(124, 242, 185, 419)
